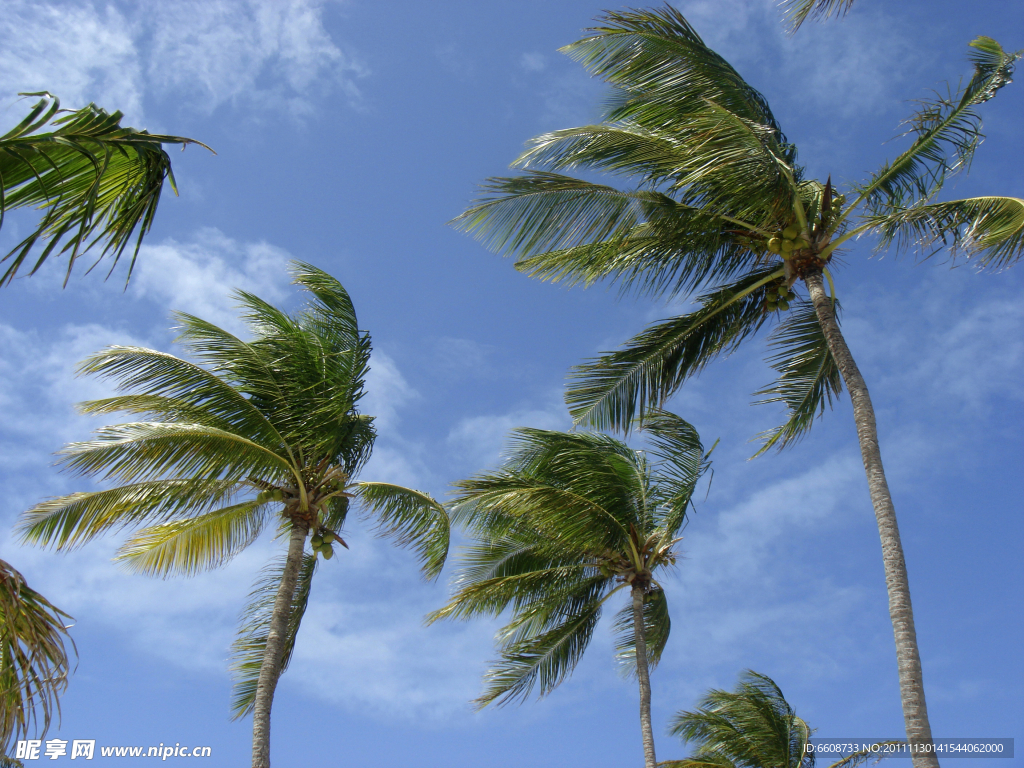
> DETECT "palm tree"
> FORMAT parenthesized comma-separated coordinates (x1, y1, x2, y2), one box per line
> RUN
(429, 411, 710, 768)
(16, 262, 450, 768)
(452, 9, 1022, 765)
(0, 559, 75, 765)
(0, 92, 210, 286)
(662, 670, 893, 768)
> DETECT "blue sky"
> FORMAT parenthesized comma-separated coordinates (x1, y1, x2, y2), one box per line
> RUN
(0, 1, 1021, 766)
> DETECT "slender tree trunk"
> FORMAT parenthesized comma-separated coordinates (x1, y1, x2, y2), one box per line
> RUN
(805, 272, 938, 768)
(251, 519, 309, 768)
(631, 584, 658, 768)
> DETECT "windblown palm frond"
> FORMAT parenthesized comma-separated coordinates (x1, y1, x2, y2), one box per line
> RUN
(753, 300, 842, 456)
(0, 93, 211, 286)
(0, 560, 75, 749)
(613, 585, 671, 673)
(781, 0, 856, 31)
(868, 195, 1024, 270)
(848, 38, 1021, 221)
(566, 266, 781, 429)
(355, 483, 450, 579)
(229, 553, 318, 719)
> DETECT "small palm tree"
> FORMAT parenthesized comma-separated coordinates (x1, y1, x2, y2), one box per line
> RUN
(663, 670, 894, 768)
(17, 263, 449, 768)
(429, 411, 710, 768)
(0, 559, 75, 764)
(453, 9, 1022, 763)
(0, 92, 210, 286)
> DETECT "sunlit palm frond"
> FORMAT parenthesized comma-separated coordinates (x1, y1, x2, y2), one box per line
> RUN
(17, 478, 240, 551)
(869, 195, 1024, 270)
(77, 346, 284, 449)
(851, 38, 1021, 218)
(475, 580, 607, 708)
(781, 0, 856, 31)
(639, 409, 708, 530)
(0, 93, 210, 286)
(0, 561, 75, 747)
(753, 300, 842, 456)
(567, 266, 780, 430)
(114, 501, 271, 577)
(613, 586, 671, 674)
(55, 422, 293, 485)
(563, 7, 787, 140)
(355, 483, 449, 579)
(229, 553, 317, 720)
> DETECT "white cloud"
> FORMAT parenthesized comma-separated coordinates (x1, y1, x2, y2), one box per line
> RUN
(520, 52, 547, 73)
(363, 350, 419, 432)
(0, 0, 366, 124)
(446, 397, 571, 469)
(127, 227, 293, 335)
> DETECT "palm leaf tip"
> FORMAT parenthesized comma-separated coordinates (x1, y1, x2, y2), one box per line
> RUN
(781, 0, 856, 31)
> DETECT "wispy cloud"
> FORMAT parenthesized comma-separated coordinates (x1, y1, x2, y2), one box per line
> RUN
(0, 0, 366, 124)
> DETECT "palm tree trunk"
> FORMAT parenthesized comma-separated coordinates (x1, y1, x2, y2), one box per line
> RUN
(631, 584, 658, 768)
(251, 520, 309, 768)
(804, 272, 938, 768)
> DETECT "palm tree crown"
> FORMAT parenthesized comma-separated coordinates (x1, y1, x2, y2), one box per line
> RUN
(430, 410, 709, 768)
(0, 92, 211, 286)
(17, 262, 449, 768)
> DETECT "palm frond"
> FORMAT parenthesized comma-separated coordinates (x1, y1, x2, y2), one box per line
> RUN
(868, 195, 1024, 270)
(475, 583, 606, 708)
(851, 37, 1021, 218)
(566, 266, 780, 430)
(0, 560, 75, 747)
(753, 300, 842, 456)
(78, 346, 285, 449)
(0, 92, 210, 286)
(781, 0, 856, 31)
(55, 422, 294, 484)
(355, 483, 450, 579)
(563, 7, 788, 142)
(18, 478, 240, 551)
(114, 501, 270, 577)
(612, 586, 671, 675)
(229, 553, 317, 719)
(639, 409, 708, 533)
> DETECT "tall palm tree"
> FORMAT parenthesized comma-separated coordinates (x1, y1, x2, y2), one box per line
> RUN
(16, 262, 450, 768)
(429, 411, 710, 768)
(663, 670, 891, 768)
(452, 9, 1022, 765)
(0, 559, 75, 765)
(0, 92, 210, 286)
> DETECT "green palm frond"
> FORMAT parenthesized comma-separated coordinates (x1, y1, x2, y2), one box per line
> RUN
(613, 586, 671, 674)
(850, 38, 1022, 219)
(229, 553, 317, 720)
(0, 560, 75, 747)
(781, 0, 856, 31)
(753, 300, 843, 456)
(0, 92, 210, 286)
(355, 483, 450, 579)
(18, 479, 240, 551)
(475, 581, 607, 708)
(566, 266, 780, 430)
(114, 501, 270, 577)
(563, 7, 787, 142)
(658, 758, 736, 768)
(78, 346, 285, 449)
(639, 409, 708, 531)
(869, 195, 1024, 270)
(55, 422, 293, 484)
(669, 670, 813, 768)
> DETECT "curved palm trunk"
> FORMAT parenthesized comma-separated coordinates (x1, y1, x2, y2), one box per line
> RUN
(631, 584, 658, 768)
(251, 520, 309, 768)
(805, 272, 938, 768)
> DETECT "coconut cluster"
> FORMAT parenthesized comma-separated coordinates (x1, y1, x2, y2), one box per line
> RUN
(310, 530, 337, 560)
(765, 281, 797, 312)
(765, 223, 808, 259)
